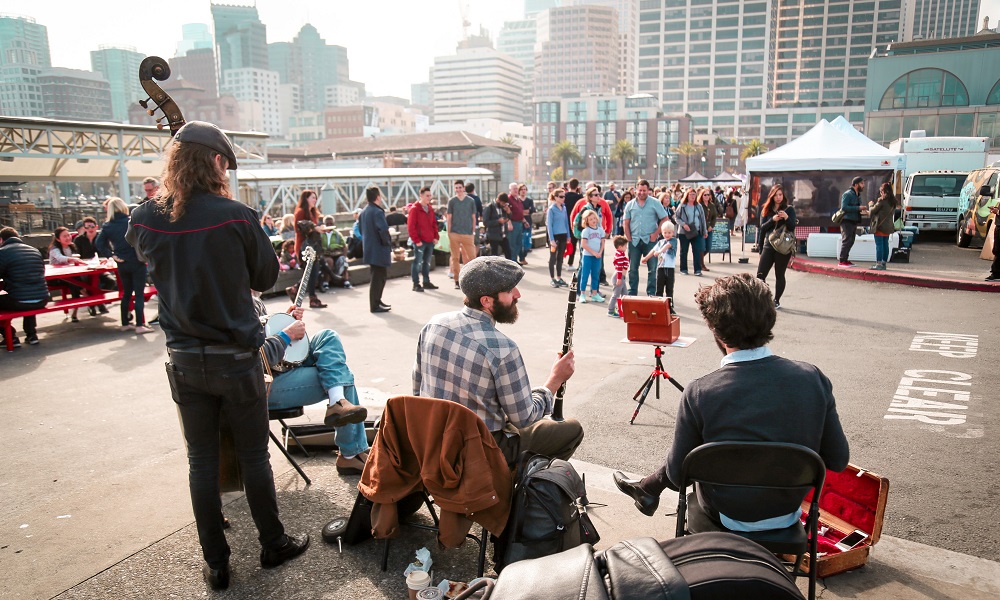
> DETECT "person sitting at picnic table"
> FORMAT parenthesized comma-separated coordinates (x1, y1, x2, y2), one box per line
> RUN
(74, 217, 112, 315)
(48, 226, 89, 323)
(96, 197, 154, 335)
(0, 227, 51, 348)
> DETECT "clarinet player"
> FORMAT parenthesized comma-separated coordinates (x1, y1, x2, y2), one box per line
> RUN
(127, 122, 309, 591)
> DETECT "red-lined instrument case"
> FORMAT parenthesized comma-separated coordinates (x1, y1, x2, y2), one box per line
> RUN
(800, 463, 889, 577)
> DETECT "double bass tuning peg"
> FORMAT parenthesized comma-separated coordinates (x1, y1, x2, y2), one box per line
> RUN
(138, 97, 150, 109)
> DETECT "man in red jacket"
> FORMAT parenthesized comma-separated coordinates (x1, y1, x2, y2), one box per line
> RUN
(408, 186, 440, 292)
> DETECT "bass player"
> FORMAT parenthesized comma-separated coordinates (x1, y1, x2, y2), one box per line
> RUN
(412, 255, 583, 466)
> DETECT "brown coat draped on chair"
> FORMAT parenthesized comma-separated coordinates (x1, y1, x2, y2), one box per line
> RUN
(359, 396, 513, 548)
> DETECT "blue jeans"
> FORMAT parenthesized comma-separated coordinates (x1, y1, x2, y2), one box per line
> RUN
(580, 253, 602, 294)
(679, 234, 705, 274)
(411, 241, 434, 285)
(267, 330, 369, 457)
(628, 238, 657, 296)
(874, 234, 889, 263)
(507, 221, 524, 262)
(166, 352, 286, 568)
(117, 260, 148, 326)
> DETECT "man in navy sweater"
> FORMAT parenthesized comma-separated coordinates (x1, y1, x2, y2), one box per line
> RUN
(614, 274, 849, 530)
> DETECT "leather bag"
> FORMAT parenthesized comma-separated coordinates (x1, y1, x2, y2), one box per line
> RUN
(768, 225, 796, 255)
(831, 209, 845, 225)
(621, 296, 680, 344)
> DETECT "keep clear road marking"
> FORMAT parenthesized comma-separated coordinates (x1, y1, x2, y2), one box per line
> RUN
(884, 332, 982, 437)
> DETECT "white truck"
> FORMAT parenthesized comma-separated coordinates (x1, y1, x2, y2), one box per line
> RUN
(888, 136, 989, 232)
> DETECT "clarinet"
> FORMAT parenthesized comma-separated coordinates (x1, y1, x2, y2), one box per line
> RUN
(552, 270, 579, 422)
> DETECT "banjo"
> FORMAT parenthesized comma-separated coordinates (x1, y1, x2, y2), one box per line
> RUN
(265, 246, 316, 365)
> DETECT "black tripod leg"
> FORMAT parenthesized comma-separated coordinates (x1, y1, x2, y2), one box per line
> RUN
(633, 372, 655, 401)
(630, 376, 656, 425)
(667, 376, 685, 393)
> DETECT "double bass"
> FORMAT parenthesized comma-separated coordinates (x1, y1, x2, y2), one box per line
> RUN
(137, 56, 244, 493)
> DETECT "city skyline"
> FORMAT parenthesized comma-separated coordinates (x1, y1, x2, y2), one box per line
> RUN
(6, 0, 524, 100)
(14, 0, 1000, 103)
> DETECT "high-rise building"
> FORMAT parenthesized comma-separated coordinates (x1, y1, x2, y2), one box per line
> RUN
(170, 47, 218, 96)
(175, 23, 213, 56)
(636, 1, 893, 148)
(38, 68, 113, 121)
(220, 67, 282, 136)
(211, 3, 268, 72)
(432, 45, 526, 124)
(497, 18, 538, 125)
(903, 0, 982, 41)
(90, 46, 144, 122)
(410, 82, 432, 110)
(268, 24, 351, 112)
(525, 0, 561, 18)
(534, 5, 619, 99)
(566, 0, 638, 95)
(0, 15, 51, 117)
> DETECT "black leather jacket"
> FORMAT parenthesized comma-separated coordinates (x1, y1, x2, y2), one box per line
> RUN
(0, 237, 50, 303)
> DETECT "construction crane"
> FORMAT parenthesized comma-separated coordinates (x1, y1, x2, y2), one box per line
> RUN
(459, 0, 471, 41)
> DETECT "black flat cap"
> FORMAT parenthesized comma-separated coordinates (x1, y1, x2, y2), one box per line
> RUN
(174, 121, 238, 170)
(459, 256, 524, 300)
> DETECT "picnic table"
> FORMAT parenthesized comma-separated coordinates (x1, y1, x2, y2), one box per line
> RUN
(1, 260, 157, 351)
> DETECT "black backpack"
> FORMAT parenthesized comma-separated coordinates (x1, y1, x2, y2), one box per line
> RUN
(493, 453, 599, 572)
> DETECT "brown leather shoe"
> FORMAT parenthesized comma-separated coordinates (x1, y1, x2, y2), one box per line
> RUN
(309, 296, 327, 308)
(336, 454, 366, 475)
(324, 399, 367, 427)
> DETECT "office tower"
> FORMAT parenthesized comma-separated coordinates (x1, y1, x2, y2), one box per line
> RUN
(525, 0, 561, 18)
(220, 67, 282, 136)
(498, 18, 538, 125)
(534, 5, 619, 99)
(170, 47, 219, 96)
(211, 3, 269, 72)
(39, 68, 113, 121)
(636, 1, 902, 147)
(566, 0, 638, 95)
(268, 24, 351, 112)
(903, 0, 982, 41)
(90, 46, 144, 122)
(432, 45, 526, 123)
(176, 23, 214, 56)
(0, 15, 51, 117)
(411, 82, 432, 109)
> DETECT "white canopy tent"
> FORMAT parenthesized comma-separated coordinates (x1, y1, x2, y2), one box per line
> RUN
(746, 119, 905, 173)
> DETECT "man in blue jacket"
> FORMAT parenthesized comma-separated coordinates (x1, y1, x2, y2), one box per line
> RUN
(360, 186, 392, 313)
(838, 176, 868, 267)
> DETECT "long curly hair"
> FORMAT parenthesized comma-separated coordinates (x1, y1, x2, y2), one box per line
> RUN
(156, 141, 231, 222)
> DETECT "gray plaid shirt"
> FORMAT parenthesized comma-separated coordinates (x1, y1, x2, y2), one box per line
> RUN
(413, 307, 553, 432)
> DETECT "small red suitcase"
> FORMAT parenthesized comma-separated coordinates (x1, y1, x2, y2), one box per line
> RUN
(620, 296, 680, 344)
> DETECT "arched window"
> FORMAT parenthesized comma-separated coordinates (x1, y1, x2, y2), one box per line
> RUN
(987, 79, 1000, 105)
(879, 68, 969, 110)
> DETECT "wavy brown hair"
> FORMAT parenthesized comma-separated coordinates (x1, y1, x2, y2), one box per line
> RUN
(760, 184, 788, 219)
(695, 273, 776, 350)
(156, 141, 231, 222)
(296, 189, 320, 221)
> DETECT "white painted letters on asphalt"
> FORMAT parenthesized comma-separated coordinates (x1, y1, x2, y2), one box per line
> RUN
(885, 333, 979, 428)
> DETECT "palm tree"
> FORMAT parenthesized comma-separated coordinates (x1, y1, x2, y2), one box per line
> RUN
(610, 139, 638, 181)
(549, 140, 582, 177)
(671, 141, 700, 177)
(499, 135, 520, 151)
(741, 139, 767, 161)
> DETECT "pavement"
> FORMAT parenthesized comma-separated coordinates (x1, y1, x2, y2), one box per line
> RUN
(3, 239, 998, 600)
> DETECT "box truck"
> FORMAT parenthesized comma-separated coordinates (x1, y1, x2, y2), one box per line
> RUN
(888, 136, 988, 232)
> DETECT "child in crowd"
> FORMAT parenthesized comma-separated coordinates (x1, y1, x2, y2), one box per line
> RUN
(279, 239, 296, 271)
(608, 235, 629, 317)
(578, 210, 606, 304)
(641, 221, 678, 315)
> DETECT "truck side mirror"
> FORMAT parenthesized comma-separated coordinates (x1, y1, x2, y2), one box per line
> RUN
(980, 185, 993, 196)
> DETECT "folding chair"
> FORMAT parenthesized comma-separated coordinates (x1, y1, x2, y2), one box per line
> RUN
(267, 407, 311, 485)
(674, 442, 826, 600)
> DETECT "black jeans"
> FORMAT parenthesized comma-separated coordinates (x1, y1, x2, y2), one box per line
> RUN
(757, 243, 792, 303)
(165, 353, 286, 568)
(655, 267, 675, 307)
(0, 295, 47, 337)
(117, 260, 148, 326)
(369, 265, 387, 311)
(839, 222, 858, 262)
(298, 248, 321, 297)
(488, 237, 510, 259)
(548, 233, 567, 279)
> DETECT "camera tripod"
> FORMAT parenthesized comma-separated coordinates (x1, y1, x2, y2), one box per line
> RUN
(630, 345, 685, 424)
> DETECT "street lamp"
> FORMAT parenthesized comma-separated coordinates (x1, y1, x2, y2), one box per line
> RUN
(546, 160, 552, 181)
(656, 153, 665, 188)
(666, 154, 674, 187)
(701, 153, 707, 178)
(588, 153, 596, 180)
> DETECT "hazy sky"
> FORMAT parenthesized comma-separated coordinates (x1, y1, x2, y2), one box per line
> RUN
(13, 0, 1000, 99)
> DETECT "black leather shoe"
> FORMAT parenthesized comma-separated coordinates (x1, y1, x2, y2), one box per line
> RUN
(413, 284, 424, 292)
(423, 281, 439, 290)
(613, 471, 659, 517)
(371, 306, 390, 313)
(203, 562, 230, 590)
(260, 533, 310, 569)
(378, 302, 391, 310)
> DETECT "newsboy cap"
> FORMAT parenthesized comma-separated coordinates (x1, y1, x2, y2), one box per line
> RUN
(174, 121, 238, 170)
(459, 256, 524, 300)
